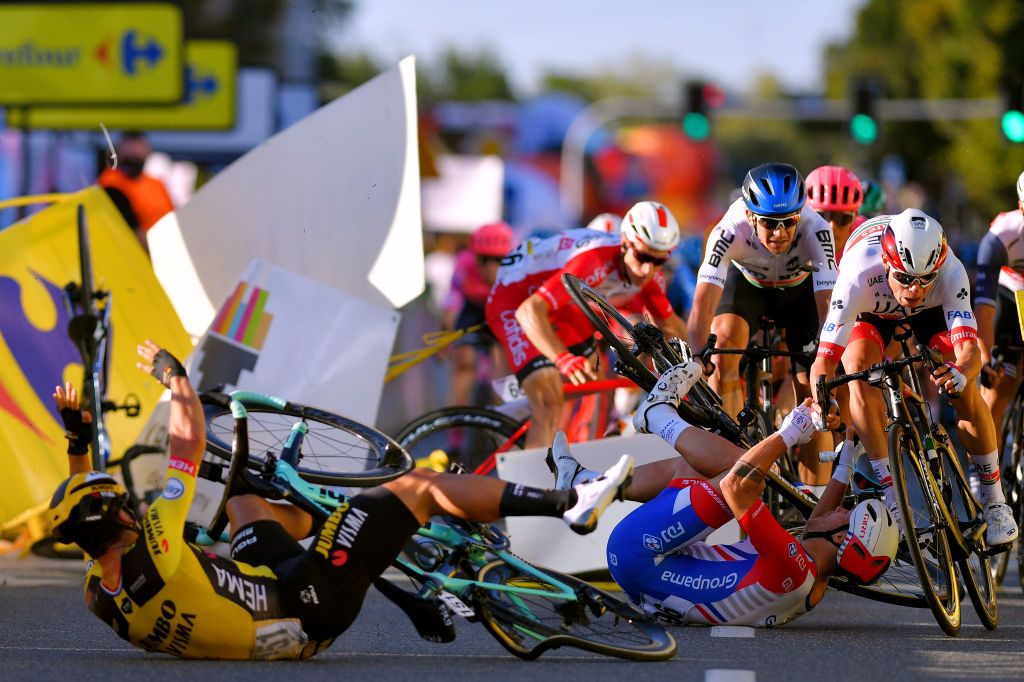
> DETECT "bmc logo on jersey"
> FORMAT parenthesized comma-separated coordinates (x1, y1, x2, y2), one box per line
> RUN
(643, 534, 663, 552)
(947, 310, 973, 321)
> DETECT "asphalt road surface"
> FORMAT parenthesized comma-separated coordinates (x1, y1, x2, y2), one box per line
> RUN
(1, 552, 1022, 682)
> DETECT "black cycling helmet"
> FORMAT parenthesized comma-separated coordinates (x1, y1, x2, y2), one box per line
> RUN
(741, 163, 806, 217)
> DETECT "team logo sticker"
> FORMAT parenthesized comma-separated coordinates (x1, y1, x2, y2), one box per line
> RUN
(163, 478, 185, 500)
(643, 534, 663, 552)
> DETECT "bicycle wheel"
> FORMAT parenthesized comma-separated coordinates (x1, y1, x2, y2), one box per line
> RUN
(936, 440, 998, 630)
(473, 559, 676, 661)
(395, 406, 524, 473)
(202, 397, 412, 486)
(562, 274, 662, 390)
(888, 423, 961, 635)
(993, 388, 1024, 586)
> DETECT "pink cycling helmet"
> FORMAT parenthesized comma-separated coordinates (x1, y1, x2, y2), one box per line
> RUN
(469, 222, 514, 257)
(806, 166, 864, 212)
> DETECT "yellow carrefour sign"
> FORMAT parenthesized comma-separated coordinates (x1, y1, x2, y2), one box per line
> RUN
(0, 3, 183, 105)
(10, 41, 237, 130)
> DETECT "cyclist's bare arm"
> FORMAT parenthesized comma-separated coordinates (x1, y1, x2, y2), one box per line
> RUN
(813, 289, 831, 329)
(655, 312, 687, 344)
(686, 281, 723, 351)
(719, 433, 789, 519)
(973, 301, 996, 363)
(53, 383, 93, 476)
(136, 340, 205, 467)
(515, 294, 597, 379)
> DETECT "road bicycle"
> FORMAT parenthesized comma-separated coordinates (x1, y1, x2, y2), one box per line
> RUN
(63, 203, 141, 471)
(816, 326, 1000, 636)
(193, 390, 677, 661)
(394, 376, 637, 476)
(560, 273, 933, 611)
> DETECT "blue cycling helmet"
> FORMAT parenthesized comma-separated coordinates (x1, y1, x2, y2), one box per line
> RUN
(741, 163, 806, 217)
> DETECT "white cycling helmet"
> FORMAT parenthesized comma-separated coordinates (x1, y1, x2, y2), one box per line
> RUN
(587, 212, 622, 234)
(1016, 170, 1024, 204)
(836, 499, 899, 585)
(621, 201, 680, 251)
(880, 208, 948, 277)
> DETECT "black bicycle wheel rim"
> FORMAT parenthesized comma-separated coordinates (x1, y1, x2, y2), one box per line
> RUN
(562, 273, 660, 390)
(202, 399, 412, 486)
(474, 560, 676, 661)
(395, 406, 524, 474)
(994, 390, 1024, 585)
(889, 423, 961, 635)
(937, 440, 998, 629)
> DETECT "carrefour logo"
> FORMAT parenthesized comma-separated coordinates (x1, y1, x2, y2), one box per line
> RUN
(95, 30, 164, 75)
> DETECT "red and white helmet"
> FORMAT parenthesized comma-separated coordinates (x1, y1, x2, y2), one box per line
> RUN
(836, 499, 899, 585)
(621, 201, 680, 251)
(587, 213, 622, 234)
(806, 165, 863, 212)
(880, 208, 948, 277)
(1016, 170, 1024, 204)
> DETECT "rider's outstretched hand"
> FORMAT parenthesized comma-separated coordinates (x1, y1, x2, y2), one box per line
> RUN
(778, 398, 816, 449)
(53, 382, 93, 455)
(137, 339, 187, 388)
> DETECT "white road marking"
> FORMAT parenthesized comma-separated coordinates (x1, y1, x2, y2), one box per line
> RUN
(705, 669, 756, 682)
(710, 625, 755, 638)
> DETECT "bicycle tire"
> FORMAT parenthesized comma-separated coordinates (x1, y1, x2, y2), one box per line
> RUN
(395, 406, 525, 473)
(562, 273, 663, 390)
(993, 388, 1024, 586)
(202, 397, 413, 486)
(936, 439, 998, 630)
(473, 559, 676, 661)
(888, 422, 961, 635)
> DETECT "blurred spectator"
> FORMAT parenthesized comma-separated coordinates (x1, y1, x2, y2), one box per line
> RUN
(97, 131, 174, 250)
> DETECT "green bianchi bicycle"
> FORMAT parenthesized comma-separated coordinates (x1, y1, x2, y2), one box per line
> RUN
(192, 390, 677, 662)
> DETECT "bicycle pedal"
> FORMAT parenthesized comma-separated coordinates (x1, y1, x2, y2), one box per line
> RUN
(983, 542, 1013, 557)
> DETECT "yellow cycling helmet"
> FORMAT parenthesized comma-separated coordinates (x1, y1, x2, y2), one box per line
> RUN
(49, 471, 134, 556)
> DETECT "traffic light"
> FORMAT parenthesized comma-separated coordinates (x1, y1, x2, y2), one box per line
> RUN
(681, 81, 721, 142)
(1002, 81, 1024, 143)
(850, 78, 880, 145)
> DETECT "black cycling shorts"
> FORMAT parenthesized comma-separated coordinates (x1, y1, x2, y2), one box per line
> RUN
(855, 306, 948, 352)
(453, 300, 496, 350)
(993, 289, 1024, 368)
(715, 274, 818, 373)
(231, 487, 421, 645)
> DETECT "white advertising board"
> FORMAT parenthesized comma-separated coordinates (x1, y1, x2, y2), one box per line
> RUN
(421, 154, 504, 232)
(148, 57, 422, 337)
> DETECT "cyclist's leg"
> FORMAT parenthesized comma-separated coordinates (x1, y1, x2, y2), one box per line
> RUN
(521, 366, 565, 448)
(841, 318, 898, 520)
(980, 290, 1024, 441)
(448, 344, 480, 406)
(710, 274, 756, 417)
(227, 496, 314, 541)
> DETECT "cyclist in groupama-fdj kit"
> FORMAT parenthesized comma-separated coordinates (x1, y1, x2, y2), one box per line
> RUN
(47, 342, 634, 660)
(810, 208, 1019, 547)
(485, 200, 687, 449)
(549, 361, 897, 627)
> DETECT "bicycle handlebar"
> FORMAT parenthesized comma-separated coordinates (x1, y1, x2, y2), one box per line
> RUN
(816, 343, 944, 414)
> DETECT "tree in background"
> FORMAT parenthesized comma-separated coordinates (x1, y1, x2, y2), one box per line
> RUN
(824, 0, 1024, 228)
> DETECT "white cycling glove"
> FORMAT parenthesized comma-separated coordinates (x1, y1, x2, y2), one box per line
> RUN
(938, 361, 967, 395)
(779, 404, 816, 449)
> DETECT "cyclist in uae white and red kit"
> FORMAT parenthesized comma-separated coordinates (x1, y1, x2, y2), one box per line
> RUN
(810, 208, 1019, 547)
(688, 163, 838, 494)
(974, 170, 1024, 444)
(485, 201, 687, 449)
(548, 362, 898, 628)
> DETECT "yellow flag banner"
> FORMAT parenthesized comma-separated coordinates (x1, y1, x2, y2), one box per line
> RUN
(0, 187, 190, 527)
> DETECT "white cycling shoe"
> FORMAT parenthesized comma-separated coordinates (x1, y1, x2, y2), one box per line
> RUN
(984, 502, 1019, 547)
(545, 431, 597, 490)
(562, 454, 634, 535)
(632, 360, 703, 434)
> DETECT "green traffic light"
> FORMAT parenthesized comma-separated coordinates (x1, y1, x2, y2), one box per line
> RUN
(1002, 110, 1024, 143)
(850, 113, 878, 144)
(682, 112, 710, 141)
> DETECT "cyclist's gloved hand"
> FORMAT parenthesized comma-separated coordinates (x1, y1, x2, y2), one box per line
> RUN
(811, 399, 839, 431)
(60, 406, 93, 455)
(779, 399, 816, 449)
(138, 340, 188, 388)
(554, 352, 594, 386)
(932, 361, 966, 395)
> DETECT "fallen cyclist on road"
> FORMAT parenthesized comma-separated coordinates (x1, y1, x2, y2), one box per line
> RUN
(47, 341, 634, 660)
(550, 361, 898, 627)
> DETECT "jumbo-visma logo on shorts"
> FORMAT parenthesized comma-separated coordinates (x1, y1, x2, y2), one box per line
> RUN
(94, 30, 165, 75)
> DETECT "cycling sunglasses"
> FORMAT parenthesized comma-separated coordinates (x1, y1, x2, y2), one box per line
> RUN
(476, 255, 503, 265)
(819, 210, 857, 228)
(630, 247, 670, 266)
(889, 268, 939, 287)
(754, 214, 800, 231)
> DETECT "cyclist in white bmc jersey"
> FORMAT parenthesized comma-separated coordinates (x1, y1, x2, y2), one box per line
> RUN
(688, 163, 838, 495)
(975, 170, 1024, 442)
(810, 208, 1019, 547)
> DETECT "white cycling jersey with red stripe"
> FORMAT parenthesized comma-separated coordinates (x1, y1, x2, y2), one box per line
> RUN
(492, 228, 674, 317)
(697, 199, 838, 290)
(817, 215, 977, 361)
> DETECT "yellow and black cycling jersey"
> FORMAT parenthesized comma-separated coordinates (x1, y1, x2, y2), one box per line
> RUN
(82, 456, 320, 660)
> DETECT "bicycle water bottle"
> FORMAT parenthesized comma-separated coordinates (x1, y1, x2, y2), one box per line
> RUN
(924, 434, 938, 462)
